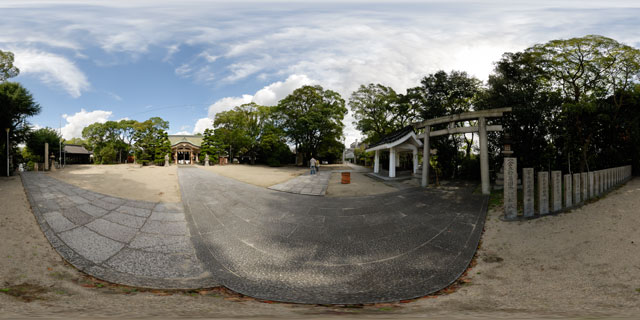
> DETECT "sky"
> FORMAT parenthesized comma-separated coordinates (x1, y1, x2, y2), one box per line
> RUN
(2, 1, 640, 145)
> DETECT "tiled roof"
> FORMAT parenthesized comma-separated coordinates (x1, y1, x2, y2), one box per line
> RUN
(368, 126, 415, 149)
(168, 135, 203, 147)
(63, 144, 91, 154)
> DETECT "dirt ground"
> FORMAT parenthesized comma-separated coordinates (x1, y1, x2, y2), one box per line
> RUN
(325, 172, 398, 197)
(48, 164, 181, 203)
(1, 172, 639, 319)
(200, 164, 307, 188)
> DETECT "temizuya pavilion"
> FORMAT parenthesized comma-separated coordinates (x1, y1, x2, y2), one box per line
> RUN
(365, 126, 423, 179)
(366, 107, 512, 195)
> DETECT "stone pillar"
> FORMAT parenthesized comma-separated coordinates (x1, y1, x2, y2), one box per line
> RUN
(581, 172, 588, 200)
(551, 171, 562, 212)
(564, 174, 572, 208)
(479, 116, 490, 195)
(573, 173, 581, 204)
(44, 142, 49, 170)
(588, 172, 594, 198)
(374, 150, 380, 173)
(600, 170, 604, 194)
(412, 149, 418, 174)
(422, 126, 430, 187)
(389, 147, 396, 178)
(594, 171, 599, 196)
(503, 157, 518, 219)
(523, 168, 534, 217)
(538, 171, 549, 215)
(196, 153, 199, 163)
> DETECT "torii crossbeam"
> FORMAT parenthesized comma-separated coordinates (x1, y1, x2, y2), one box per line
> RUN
(413, 107, 512, 195)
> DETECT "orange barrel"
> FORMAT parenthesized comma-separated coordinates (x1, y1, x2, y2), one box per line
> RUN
(341, 172, 351, 184)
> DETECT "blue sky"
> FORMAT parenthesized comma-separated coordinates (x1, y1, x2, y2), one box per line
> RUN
(2, 1, 640, 145)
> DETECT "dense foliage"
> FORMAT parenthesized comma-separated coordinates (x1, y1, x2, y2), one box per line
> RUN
(0, 81, 40, 175)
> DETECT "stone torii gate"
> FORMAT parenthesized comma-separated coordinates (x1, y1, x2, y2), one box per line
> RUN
(414, 107, 512, 195)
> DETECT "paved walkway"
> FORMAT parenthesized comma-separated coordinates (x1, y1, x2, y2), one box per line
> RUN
(179, 167, 487, 304)
(21, 172, 217, 289)
(23, 168, 488, 304)
(268, 171, 331, 195)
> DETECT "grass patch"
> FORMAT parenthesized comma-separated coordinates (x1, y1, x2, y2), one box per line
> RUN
(0, 283, 49, 302)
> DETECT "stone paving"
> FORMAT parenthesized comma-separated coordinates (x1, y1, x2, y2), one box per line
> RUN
(23, 168, 488, 304)
(180, 167, 488, 304)
(268, 170, 331, 195)
(21, 172, 217, 289)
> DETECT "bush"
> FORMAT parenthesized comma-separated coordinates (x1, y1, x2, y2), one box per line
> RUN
(140, 160, 150, 166)
(153, 159, 164, 166)
(98, 145, 117, 164)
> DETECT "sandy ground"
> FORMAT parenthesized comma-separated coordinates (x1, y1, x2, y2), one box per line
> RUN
(200, 164, 307, 187)
(325, 172, 398, 197)
(48, 164, 181, 203)
(2, 172, 640, 319)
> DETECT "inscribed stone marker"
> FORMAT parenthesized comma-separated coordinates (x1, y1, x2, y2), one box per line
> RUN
(564, 174, 572, 208)
(552, 171, 562, 212)
(581, 172, 588, 200)
(538, 171, 549, 215)
(588, 172, 594, 198)
(503, 158, 517, 219)
(573, 173, 581, 204)
(594, 171, 599, 196)
(523, 168, 534, 217)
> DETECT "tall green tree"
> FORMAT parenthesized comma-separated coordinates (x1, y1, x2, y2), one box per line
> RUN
(349, 83, 417, 143)
(25, 128, 62, 163)
(406, 70, 482, 178)
(132, 117, 169, 164)
(527, 35, 640, 171)
(276, 85, 347, 163)
(0, 50, 19, 82)
(476, 51, 563, 172)
(201, 128, 224, 163)
(0, 81, 40, 175)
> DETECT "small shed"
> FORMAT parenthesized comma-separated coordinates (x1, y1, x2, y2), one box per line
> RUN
(365, 126, 423, 178)
(64, 144, 92, 164)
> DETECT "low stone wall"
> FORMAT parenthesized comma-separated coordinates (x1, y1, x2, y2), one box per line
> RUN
(503, 160, 632, 220)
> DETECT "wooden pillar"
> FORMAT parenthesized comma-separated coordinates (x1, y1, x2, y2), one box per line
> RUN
(479, 116, 490, 195)
(421, 126, 430, 187)
(174, 151, 177, 165)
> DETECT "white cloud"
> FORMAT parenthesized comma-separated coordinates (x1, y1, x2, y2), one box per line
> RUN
(61, 109, 112, 139)
(253, 74, 315, 106)
(193, 117, 213, 134)
(206, 94, 253, 118)
(12, 49, 90, 98)
(172, 130, 191, 135)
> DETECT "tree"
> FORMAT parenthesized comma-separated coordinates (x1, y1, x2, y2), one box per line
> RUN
(476, 51, 563, 172)
(25, 128, 62, 163)
(527, 35, 640, 171)
(201, 128, 224, 163)
(0, 50, 19, 82)
(0, 82, 40, 175)
(406, 70, 482, 178)
(276, 85, 347, 164)
(349, 83, 417, 143)
(133, 117, 169, 165)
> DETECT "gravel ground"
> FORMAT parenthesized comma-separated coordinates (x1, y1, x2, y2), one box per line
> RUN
(1, 174, 639, 319)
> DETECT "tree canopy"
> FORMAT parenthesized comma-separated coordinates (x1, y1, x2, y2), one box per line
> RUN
(276, 85, 347, 162)
(0, 50, 19, 82)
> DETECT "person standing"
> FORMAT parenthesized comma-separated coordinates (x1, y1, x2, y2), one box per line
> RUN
(310, 157, 317, 175)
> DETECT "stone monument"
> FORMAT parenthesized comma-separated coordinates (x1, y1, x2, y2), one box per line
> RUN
(538, 171, 549, 215)
(165, 153, 170, 166)
(205, 154, 210, 167)
(552, 171, 562, 212)
(503, 157, 517, 220)
(523, 168, 534, 217)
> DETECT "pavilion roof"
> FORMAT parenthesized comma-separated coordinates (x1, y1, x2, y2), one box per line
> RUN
(63, 144, 91, 155)
(366, 126, 423, 152)
(168, 135, 203, 147)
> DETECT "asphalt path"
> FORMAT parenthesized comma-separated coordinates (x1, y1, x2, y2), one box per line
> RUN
(179, 166, 488, 304)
